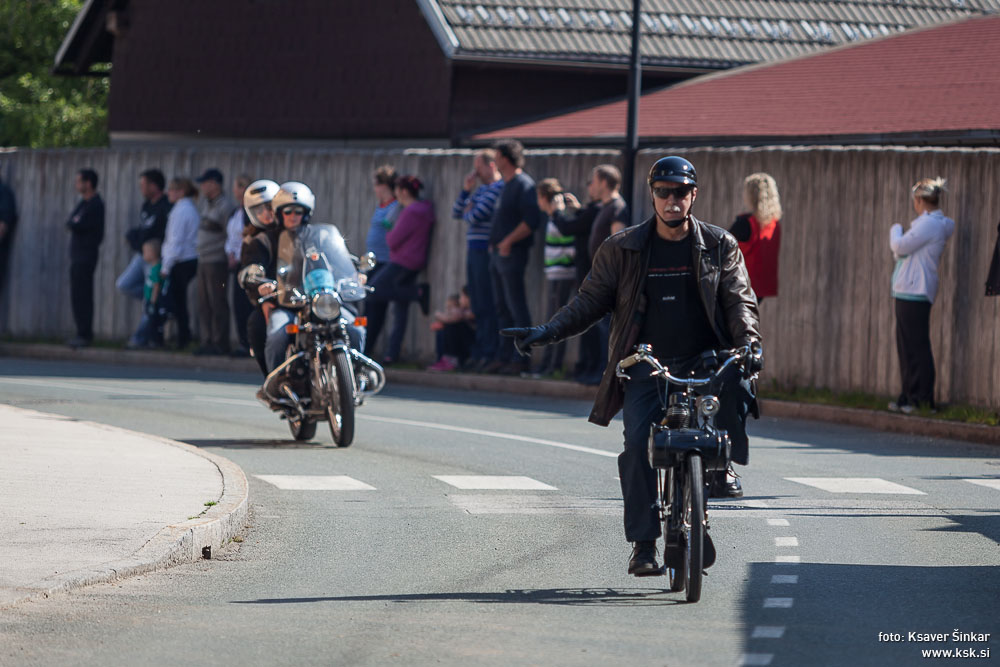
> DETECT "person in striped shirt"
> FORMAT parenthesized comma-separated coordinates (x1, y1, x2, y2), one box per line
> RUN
(452, 149, 504, 370)
(533, 178, 580, 378)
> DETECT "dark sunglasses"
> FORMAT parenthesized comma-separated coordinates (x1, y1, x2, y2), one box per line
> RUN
(282, 206, 306, 216)
(651, 185, 693, 199)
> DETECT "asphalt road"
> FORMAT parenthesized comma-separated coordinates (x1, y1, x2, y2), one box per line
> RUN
(1, 358, 998, 667)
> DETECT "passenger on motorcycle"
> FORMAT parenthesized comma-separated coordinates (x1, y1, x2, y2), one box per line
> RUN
(502, 156, 761, 576)
(238, 178, 281, 376)
(262, 182, 366, 374)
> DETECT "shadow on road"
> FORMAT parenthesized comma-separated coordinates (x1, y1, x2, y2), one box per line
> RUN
(231, 587, 685, 607)
(181, 438, 337, 450)
(738, 561, 999, 666)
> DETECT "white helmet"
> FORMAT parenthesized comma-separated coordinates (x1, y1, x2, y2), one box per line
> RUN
(243, 179, 280, 230)
(273, 181, 315, 224)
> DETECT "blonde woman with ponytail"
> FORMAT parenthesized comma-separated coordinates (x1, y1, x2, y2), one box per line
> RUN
(888, 177, 955, 414)
(729, 173, 782, 302)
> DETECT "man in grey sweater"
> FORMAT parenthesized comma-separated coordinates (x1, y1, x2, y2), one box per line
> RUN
(194, 168, 235, 355)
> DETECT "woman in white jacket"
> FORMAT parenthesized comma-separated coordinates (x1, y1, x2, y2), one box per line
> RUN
(889, 177, 955, 414)
(161, 178, 201, 349)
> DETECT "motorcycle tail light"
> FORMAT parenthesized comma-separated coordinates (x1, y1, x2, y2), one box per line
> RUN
(285, 324, 299, 334)
(354, 317, 367, 327)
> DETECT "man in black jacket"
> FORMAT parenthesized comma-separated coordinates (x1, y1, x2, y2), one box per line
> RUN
(0, 175, 17, 299)
(116, 169, 171, 301)
(503, 156, 761, 576)
(66, 168, 105, 348)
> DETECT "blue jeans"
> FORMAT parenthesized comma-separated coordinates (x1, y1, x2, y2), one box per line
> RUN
(116, 253, 148, 301)
(489, 246, 531, 363)
(466, 247, 497, 361)
(365, 262, 419, 361)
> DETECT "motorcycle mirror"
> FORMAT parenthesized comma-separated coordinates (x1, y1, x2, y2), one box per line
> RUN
(359, 252, 377, 272)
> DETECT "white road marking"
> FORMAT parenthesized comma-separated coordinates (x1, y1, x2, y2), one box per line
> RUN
(0, 377, 165, 396)
(254, 475, 376, 491)
(433, 475, 557, 490)
(785, 477, 926, 495)
(964, 479, 1000, 491)
(775, 555, 800, 564)
(763, 597, 794, 608)
(446, 494, 620, 515)
(767, 518, 790, 526)
(200, 396, 259, 407)
(771, 575, 799, 584)
(751, 626, 786, 639)
(774, 537, 799, 547)
(360, 414, 618, 458)
(739, 653, 774, 665)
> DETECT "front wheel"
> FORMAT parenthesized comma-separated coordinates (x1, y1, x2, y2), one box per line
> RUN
(684, 453, 705, 603)
(289, 415, 317, 441)
(325, 349, 355, 447)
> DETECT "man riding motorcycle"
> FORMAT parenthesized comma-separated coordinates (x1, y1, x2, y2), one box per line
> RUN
(502, 156, 762, 576)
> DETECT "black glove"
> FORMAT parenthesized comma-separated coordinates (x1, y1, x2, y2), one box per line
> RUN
(500, 325, 555, 357)
(746, 341, 764, 375)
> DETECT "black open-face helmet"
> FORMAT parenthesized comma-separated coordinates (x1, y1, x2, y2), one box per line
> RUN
(647, 156, 697, 188)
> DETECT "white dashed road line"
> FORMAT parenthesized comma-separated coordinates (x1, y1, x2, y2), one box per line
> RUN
(433, 475, 557, 490)
(766, 518, 790, 526)
(774, 536, 799, 547)
(774, 555, 800, 564)
(254, 475, 376, 491)
(763, 597, 794, 608)
(785, 477, 926, 494)
(964, 478, 1000, 491)
(752, 626, 786, 639)
(771, 575, 799, 584)
(739, 653, 774, 665)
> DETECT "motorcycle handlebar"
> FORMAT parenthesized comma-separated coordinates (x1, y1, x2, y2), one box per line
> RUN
(615, 342, 760, 386)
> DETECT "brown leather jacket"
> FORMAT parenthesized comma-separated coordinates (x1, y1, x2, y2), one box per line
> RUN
(545, 215, 761, 426)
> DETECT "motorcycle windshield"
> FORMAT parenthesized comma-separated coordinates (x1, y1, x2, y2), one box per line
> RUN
(276, 223, 365, 308)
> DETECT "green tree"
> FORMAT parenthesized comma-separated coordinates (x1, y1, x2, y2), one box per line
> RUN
(0, 0, 109, 148)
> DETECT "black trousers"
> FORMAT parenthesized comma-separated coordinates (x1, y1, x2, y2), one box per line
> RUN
(247, 308, 267, 376)
(894, 298, 936, 408)
(620, 361, 754, 542)
(69, 259, 97, 340)
(166, 259, 198, 348)
(230, 269, 253, 350)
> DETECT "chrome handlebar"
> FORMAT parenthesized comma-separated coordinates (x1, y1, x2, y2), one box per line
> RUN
(615, 342, 761, 386)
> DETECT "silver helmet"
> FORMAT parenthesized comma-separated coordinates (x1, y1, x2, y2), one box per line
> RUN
(243, 179, 280, 230)
(273, 181, 315, 224)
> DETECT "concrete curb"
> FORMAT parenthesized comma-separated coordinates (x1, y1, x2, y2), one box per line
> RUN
(2, 342, 997, 446)
(1, 407, 250, 609)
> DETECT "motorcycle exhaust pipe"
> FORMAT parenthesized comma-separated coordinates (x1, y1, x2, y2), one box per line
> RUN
(262, 351, 307, 405)
(348, 348, 386, 396)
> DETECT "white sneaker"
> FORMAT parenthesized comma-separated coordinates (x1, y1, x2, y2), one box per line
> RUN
(899, 404, 915, 415)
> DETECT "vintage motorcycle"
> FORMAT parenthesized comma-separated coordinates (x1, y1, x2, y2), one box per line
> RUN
(242, 223, 386, 446)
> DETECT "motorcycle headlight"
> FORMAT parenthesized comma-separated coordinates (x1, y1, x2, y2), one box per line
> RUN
(312, 291, 340, 321)
(697, 395, 720, 417)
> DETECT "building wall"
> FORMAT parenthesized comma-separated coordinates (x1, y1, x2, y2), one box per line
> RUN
(450, 64, 679, 140)
(108, 0, 452, 139)
(1, 145, 998, 409)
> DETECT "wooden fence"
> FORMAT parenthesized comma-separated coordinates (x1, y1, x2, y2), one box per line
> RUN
(1, 145, 998, 408)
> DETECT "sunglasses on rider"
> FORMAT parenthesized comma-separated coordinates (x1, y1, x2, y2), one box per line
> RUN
(281, 206, 306, 216)
(651, 185, 694, 200)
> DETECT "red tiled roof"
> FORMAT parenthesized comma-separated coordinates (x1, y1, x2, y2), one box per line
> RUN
(474, 16, 1000, 143)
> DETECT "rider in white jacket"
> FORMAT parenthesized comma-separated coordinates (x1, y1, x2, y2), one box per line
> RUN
(888, 177, 954, 414)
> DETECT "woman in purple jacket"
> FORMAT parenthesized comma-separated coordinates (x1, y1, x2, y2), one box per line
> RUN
(364, 175, 434, 364)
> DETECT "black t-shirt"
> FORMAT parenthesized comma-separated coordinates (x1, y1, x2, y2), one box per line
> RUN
(589, 195, 629, 260)
(488, 172, 541, 249)
(638, 232, 718, 361)
(66, 194, 105, 262)
(128, 196, 172, 252)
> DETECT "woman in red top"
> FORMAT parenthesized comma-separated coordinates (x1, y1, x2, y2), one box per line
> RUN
(729, 172, 782, 303)
(364, 175, 434, 364)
